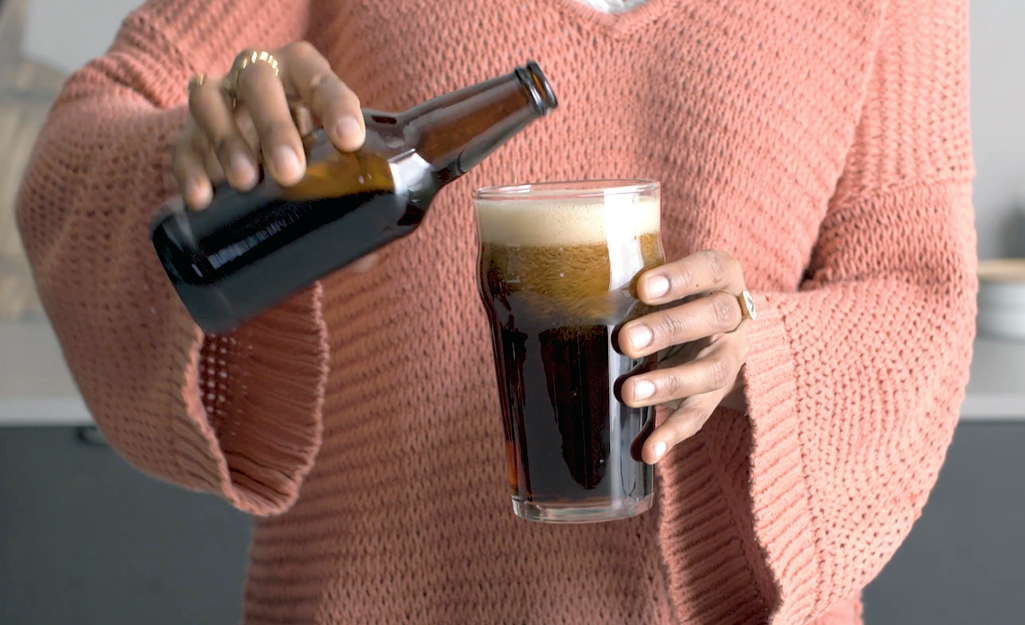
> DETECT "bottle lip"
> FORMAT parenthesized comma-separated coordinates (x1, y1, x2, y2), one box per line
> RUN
(473, 178, 659, 201)
(518, 61, 559, 115)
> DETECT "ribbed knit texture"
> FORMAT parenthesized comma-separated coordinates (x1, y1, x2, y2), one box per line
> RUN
(16, 0, 976, 623)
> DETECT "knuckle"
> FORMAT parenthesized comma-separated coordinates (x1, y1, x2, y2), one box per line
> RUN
(200, 118, 229, 145)
(284, 40, 316, 59)
(667, 264, 695, 291)
(187, 93, 214, 121)
(307, 71, 332, 95)
(238, 65, 277, 93)
(710, 295, 738, 329)
(214, 134, 247, 157)
(706, 357, 733, 389)
(660, 371, 686, 398)
(703, 249, 727, 283)
(657, 311, 692, 343)
(236, 66, 263, 92)
(171, 140, 197, 172)
(310, 75, 348, 110)
(213, 137, 234, 160)
(257, 119, 298, 142)
(234, 109, 258, 141)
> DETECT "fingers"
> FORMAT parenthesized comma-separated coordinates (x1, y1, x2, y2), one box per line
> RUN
(188, 77, 259, 192)
(615, 249, 753, 462)
(621, 334, 748, 407)
(280, 42, 365, 152)
(618, 290, 743, 358)
(620, 300, 750, 466)
(641, 394, 722, 464)
(171, 119, 213, 210)
(629, 333, 748, 464)
(175, 77, 262, 210)
(173, 41, 367, 204)
(636, 249, 743, 305)
(234, 53, 307, 186)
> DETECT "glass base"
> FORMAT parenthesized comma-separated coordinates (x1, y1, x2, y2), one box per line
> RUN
(511, 494, 653, 524)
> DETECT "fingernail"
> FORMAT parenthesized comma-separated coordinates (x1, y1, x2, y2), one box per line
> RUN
(273, 146, 303, 182)
(630, 325, 653, 350)
(644, 274, 670, 299)
(633, 379, 655, 401)
(653, 441, 667, 460)
(187, 180, 212, 209)
(230, 153, 257, 188)
(335, 116, 362, 141)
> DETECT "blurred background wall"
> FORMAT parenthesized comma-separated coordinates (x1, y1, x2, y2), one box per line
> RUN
(1, 1, 1022, 624)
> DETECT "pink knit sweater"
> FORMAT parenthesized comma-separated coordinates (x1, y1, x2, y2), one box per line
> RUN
(16, 0, 976, 623)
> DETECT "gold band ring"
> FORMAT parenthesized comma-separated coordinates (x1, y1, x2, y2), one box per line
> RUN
(187, 74, 207, 96)
(715, 289, 757, 333)
(221, 50, 280, 106)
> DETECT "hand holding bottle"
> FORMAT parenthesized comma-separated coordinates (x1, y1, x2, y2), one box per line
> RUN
(172, 42, 366, 211)
(154, 61, 556, 333)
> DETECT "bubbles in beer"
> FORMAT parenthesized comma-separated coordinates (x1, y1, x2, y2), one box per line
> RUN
(476, 196, 662, 327)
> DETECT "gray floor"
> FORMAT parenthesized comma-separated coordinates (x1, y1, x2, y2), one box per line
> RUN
(0, 428, 252, 625)
(0, 423, 1022, 624)
(862, 423, 1025, 625)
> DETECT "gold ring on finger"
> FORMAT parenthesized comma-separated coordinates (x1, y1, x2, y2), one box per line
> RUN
(221, 50, 280, 107)
(714, 289, 757, 333)
(187, 74, 207, 96)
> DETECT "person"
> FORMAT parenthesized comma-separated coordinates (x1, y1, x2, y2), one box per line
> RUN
(15, 0, 976, 623)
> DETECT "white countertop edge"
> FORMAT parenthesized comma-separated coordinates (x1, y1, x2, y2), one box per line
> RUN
(2, 321, 1024, 427)
(960, 395, 1025, 421)
(1, 397, 1022, 427)
(0, 399, 93, 426)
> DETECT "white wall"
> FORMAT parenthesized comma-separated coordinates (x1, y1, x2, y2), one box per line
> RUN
(969, 0, 1025, 258)
(21, 0, 143, 73)
(18, 0, 1025, 258)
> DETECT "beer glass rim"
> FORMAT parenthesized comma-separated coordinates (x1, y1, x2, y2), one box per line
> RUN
(473, 179, 659, 201)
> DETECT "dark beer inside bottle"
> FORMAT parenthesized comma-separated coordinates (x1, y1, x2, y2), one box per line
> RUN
(151, 61, 557, 335)
(475, 180, 663, 523)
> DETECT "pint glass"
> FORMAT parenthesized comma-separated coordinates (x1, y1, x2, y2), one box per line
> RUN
(474, 180, 664, 523)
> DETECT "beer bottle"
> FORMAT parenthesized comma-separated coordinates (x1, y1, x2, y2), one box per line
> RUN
(151, 61, 558, 334)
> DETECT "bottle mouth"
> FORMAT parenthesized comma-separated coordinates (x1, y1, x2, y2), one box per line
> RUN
(519, 60, 559, 115)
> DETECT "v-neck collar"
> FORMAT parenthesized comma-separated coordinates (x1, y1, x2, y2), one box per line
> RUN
(549, 0, 679, 38)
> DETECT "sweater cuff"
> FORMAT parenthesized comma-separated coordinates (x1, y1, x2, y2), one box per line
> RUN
(741, 293, 820, 624)
(153, 117, 329, 515)
(173, 283, 329, 516)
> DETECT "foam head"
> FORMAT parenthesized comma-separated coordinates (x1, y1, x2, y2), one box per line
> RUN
(474, 184, 660, 247)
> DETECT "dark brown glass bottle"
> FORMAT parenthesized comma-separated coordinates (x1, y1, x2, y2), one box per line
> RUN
(151, 61, 557, 334)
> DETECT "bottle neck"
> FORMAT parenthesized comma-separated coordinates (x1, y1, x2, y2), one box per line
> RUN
(407, 62, 557, 184)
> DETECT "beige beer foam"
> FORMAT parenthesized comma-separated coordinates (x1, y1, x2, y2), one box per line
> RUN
(475, 195, 660, 246)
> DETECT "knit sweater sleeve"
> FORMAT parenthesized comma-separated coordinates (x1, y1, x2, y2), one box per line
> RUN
(15, 0, 329, 516)
(663, 1, 976, 623)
